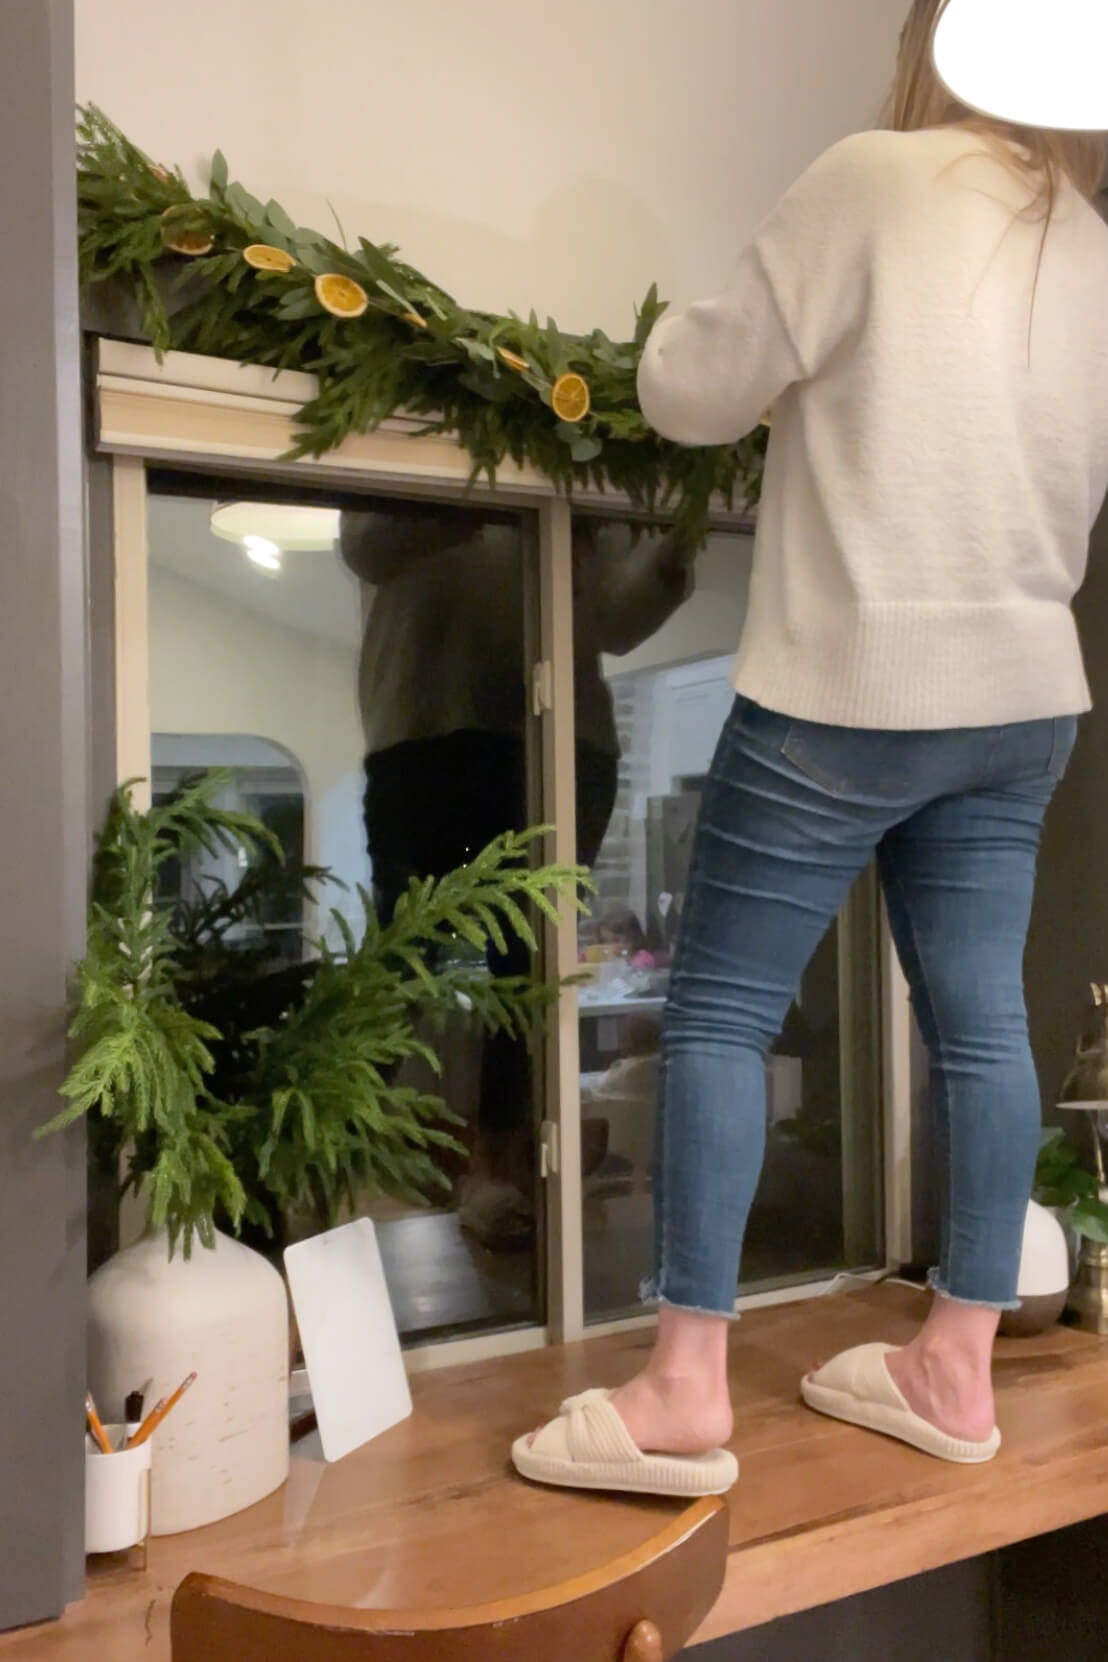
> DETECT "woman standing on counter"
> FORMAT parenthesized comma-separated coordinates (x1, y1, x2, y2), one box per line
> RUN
(514, 0, 1108, 1495)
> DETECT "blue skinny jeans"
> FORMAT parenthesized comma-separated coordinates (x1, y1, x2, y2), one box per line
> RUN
(644, 696, 1077, 1317)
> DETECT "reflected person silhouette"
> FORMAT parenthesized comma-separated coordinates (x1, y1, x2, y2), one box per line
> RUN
(340, 504, 693, 1248)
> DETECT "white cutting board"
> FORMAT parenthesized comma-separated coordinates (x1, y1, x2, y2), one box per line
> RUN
(284, 1218, 412, 1463)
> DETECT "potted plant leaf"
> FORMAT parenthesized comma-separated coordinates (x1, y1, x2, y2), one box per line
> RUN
(994, 1127, 1108, 1338)
(1033, 1127, 1108, 1251)
(40, 772, 582, 1534)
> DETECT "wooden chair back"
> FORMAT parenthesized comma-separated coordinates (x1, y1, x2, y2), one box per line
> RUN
(171, 1495, 728, 1662)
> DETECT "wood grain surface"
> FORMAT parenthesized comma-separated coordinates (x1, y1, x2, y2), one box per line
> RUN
(1, 1285, 1104, 1659)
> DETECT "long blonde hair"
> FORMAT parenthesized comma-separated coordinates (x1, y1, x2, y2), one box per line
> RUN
(884, 0, 1106, 215)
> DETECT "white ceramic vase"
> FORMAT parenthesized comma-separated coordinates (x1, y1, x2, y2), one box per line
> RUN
(998, 1198, 1072, 1338)
(87, 1228, 290, 1535)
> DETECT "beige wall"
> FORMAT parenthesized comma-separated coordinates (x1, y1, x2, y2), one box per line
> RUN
(148, 565, 371, 933)
(75, 0, 902, 335)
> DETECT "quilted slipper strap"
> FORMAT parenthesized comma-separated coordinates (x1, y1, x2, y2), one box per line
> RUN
(558, 1389, 645, 1465)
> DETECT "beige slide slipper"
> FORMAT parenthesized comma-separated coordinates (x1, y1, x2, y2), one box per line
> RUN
(511, 1388, 739, 1497)
(801, 1342, 1000, 1464)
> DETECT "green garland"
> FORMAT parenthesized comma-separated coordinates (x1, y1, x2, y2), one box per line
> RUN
(77, 107, 766, 542)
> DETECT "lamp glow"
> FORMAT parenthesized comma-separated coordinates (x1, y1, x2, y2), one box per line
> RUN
(933, 0, 1108, 132)
(210, 502, 340, 552)
(242, 534, 282, 572)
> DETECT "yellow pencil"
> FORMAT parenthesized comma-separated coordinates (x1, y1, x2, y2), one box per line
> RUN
(85, 1391, 112, 1455)
(126, 1371, 197, 1448)
(126, 1397, 166, 1449)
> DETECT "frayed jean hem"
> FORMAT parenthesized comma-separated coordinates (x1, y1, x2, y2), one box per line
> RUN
(926, 1268, 1020, 1313)
(639, 1276, 741, 1322)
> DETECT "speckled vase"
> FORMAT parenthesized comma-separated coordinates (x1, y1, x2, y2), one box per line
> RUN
(87, 1228, 289, 1534)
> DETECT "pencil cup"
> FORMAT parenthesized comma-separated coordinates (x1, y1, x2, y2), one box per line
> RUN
(85, 1423, 152, 1556)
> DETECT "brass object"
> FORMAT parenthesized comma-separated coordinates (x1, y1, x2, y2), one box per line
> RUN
(1067, 1233, 1108, 1335)
(1059, 981, 1108, 1106)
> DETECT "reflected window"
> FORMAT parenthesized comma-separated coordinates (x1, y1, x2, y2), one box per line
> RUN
(147, 479, 543, 1342)
(152, 735, 307, 966)
(574, 518, 883, 1322)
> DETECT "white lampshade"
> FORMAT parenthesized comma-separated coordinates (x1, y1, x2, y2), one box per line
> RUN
(209, 502, 340, 553)
(933, 0, 1108, 132)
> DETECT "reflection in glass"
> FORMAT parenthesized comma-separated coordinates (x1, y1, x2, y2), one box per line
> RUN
(338, 508, 692, 1264)
(144, 481, 882, 1342)
(147, 484, 545, 1342)
(341, 505, 540, 1262)
(575, 520, 883, 1322)
(152, 735, 307, 966)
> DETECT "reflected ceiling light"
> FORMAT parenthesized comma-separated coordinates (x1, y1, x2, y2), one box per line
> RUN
(933, 0, 1108, 132)
(209, 502, 341, 554)
(242, 534, 282, 572)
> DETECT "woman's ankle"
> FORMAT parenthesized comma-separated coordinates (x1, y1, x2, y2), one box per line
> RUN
(650, 1304, 731, 1376)
(910, 1295, 999, 1373)
(887, 1302, 998, 1441)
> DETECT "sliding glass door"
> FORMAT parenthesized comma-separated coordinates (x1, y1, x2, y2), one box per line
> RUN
(570, 515, 884, 1323)
(144, 473, 546, 1343)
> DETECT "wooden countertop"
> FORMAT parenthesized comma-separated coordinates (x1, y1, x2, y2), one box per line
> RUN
(3, 1283, 1106, 1658)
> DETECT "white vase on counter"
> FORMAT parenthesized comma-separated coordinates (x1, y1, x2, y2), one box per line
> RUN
(998, 1199, 1072, 1338)
(87, 1228, 289, 1535)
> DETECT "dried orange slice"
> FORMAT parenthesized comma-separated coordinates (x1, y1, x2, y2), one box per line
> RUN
(496, 347, 529, 373)
(166, 230, 214, 255)
(243, 243, 296, 273)
(314, 273, 369, 318)
(551, 371, 590, 423)
(160, 206, 214, 255)
(162, 228, 214, 255)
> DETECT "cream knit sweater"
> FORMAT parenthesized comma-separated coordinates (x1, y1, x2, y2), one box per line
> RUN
(638, 127, 1108, 729)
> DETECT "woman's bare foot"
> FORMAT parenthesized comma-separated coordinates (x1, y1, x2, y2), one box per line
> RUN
(525, 1305, 733, 1455)
(884, 1298, 999, 1443)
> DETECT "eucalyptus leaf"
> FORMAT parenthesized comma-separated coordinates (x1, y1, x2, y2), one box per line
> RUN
(265, 198, 297, 238)
(277, 292, 321, 321)
(292, 244, 331, 276)
(571, 436, 603, 464)
(377, 278, 413, 312)
(226, 181, 265, 226)
(458, 371, 514, 403)
(209, 149, 229, 192)
(460, 338, 497, 364)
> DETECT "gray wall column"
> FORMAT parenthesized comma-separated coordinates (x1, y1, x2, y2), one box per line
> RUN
(0, 0, 88, 1627)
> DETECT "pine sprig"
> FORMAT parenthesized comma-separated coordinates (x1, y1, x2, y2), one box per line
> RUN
(42, 777, 587, 1253)
(240, 830, 586, 1230)
(77, 106, 767, 545)
(38, 772, 275, 1255)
